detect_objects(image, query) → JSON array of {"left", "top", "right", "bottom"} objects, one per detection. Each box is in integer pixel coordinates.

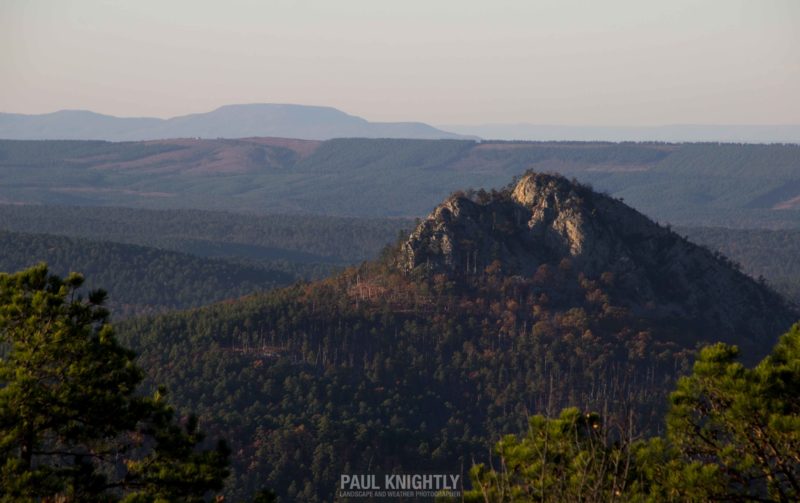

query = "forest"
[
  {"left": 679, "top": 226, "right": 800, "bottom": 304},
  {"left": 0, "top": 204, "right": 411, "bottom": 266},
  {"left": 4, "top": 263, "right": 796, "bottom": 501}
]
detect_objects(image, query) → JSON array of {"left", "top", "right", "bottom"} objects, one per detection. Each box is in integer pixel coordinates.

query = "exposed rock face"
[
  {"left": 401, "top": 172, "right": 796, "bottom": 351},
  {"left": 402, "top": 173, "right": 661, "bottom": 278}
]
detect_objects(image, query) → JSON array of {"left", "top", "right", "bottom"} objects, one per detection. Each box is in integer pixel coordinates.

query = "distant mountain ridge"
[
  {"left": 441, "top": 123, "right": 800, "bottom": 144},
  {"left": 4, "top": 105, "right": 798, "bottom": 143},
  {"left": 0, "top": 104, "right": 471, "bottom": 141}
]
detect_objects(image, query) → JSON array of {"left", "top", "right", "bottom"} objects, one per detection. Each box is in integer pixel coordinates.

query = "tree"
[
  {"left": 0, "top": 264, "right": 229, "bottom": 502},
  {"left": 657, "top": 324, "right": 800, "bottom": 502},
  {"left": 463, "top": 408, "right": 635, "bottom": 502}
]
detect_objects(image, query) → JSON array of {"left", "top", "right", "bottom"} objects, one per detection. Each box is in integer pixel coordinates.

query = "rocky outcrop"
[
  {"left": 402, "top": 173, "right": 663, "bottom": 277},
  {"left": 401, "top": 172, "right": 796, "bottom": 351}
]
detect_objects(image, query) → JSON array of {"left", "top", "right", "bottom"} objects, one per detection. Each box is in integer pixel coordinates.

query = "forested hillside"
[
  {"left": 1, "top": 139, "right": 798, "bottom": 227},
  {"left": 0, "top": 205, "right": 412, "bottom": 267},
  {"left": 679, "top": 226, "right": 800, "bottom": 305},
  {"left": 0, "top": 230, "right": 295, "bottom": 317},
  {"left": 115, "top": 174, "right": 797, "bottom": 501}
]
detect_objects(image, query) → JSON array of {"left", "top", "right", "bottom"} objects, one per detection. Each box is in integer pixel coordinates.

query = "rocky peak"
[
  {"left": 399, "top": 172, "right": 795, "bottom": 349},
  {"left": 401, "top": 172, "right": 661, "bottom": 278}
]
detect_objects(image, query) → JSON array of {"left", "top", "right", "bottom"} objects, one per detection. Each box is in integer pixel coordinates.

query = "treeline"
[
  {"left": 3, "top": 202, "right": 799, "bottom": 301},
  {"left": 0, "top": 206, "right": 414, "bottom": 316},
  {"left": 2, "top": 204, "right": 798, "bottom": 312},
  {"left": 0, "top": 138, "right": 183, "bottom": 165}
]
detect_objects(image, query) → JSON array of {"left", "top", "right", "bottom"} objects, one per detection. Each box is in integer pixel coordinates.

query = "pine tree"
[
  {"left": 659, "top": 325, "right": 800, "bottom": 501},
  {"left": 0, "top": 264, "right": 230, "bottom": 502},
  {"left": 463, "top": 408, "right": 634, "bottom": 502}
]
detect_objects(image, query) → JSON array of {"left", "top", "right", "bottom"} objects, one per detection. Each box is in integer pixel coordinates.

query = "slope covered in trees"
[
  {"left": 0, "top": 230, "right": 295, "bottom": 317},
  {"left": 115, "top": 173, "right": 797, "bottom": 501},
  {"left": 679, "top": 226, "right": 800, "bottom": 305},
  {"left": 5, "top": 264, "right": 795, "bottom": 501},
  {"left": 1, "top": 139, "right": 798, "bottom": 227},
  {"left": 0, "top": 204, "right": 412, "bottom": 267}
]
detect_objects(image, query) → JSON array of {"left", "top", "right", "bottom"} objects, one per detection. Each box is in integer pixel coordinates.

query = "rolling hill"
[
  {"left": 2, "top": 204, "right": 799, "bottom": 306},
  {"left": 678, "top": 226, "right": 800, "bottom": 306}
]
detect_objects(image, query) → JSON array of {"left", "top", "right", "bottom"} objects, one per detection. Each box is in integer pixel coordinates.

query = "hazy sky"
[{"left": 2, "top": 0, "right": 798, "bottom": 125}]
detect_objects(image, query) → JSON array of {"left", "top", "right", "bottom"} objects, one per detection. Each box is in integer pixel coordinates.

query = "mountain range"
[
  {"left": 4, "top": 104, "right": 798, "bottom": 143},
  {"left": 0, "top": 104, "right": 471, "bottom": 141}
]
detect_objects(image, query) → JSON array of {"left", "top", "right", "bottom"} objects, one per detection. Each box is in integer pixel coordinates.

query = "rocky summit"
[{"left": 401, "top": 172, "right": 796, "bottom": 353}]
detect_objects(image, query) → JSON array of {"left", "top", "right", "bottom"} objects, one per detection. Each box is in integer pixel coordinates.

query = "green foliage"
[
  {"left": 464, "top": 408, "right": 634, "bottom": 502},
  {"left": 660, "top": 325, "right": 800, "bottom": 501},
  {"left": 0, "top": 264, "right": 230, "bottom": 502},
  {"left": 630, "top": 437, "right": 724, "bottom": 503}
]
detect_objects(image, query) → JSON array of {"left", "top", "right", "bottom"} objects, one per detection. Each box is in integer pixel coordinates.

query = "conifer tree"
[
  {"left": 0, "top": 264, "right": 230, "bottom": 502},
  {"left": 657, "top": 325, "right": 800, "bottom": 501}
]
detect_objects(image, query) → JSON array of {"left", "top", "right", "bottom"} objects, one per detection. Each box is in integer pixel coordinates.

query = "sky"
[{"left": 1, "top": 0, "right": 799, "bottom": 125}]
